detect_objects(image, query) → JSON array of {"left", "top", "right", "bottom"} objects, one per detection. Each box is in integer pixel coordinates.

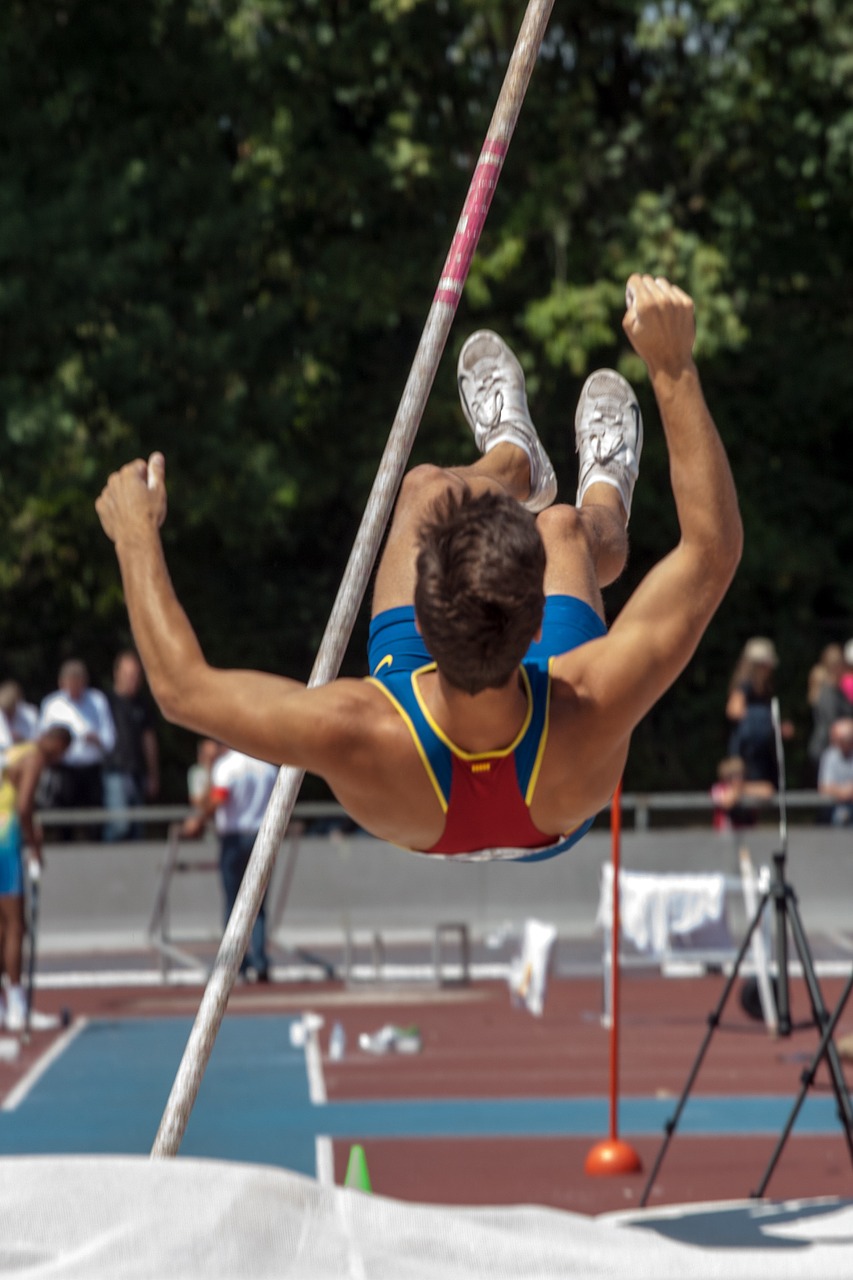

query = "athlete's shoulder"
[
  {"left": 548, "top": 636, "right": 608, "bottom": 704},
  {"left": 306, "top": 677, "right": 406, "bottom": 739},
  {"left": 297, "top": 678, "right": 416, "bottom": 798},
  {"left": 4, "top": 741, "right": 39, "bottom": 771}
]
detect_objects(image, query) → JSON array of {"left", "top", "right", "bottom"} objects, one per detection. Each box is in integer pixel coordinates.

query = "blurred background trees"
[{"left": 1, "top": 0, "right": 851, "bottom": 795}]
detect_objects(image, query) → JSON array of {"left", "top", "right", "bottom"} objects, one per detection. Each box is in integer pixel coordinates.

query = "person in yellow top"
[{"left": 0, "top": 725, "right": 71, "bottom": 1031}]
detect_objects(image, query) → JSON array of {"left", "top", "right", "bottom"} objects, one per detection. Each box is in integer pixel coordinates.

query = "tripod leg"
[
  {"left": 752, "top": 967, "right": 853, "bottom": 1198},
  {"left": 771, "top": 857, "right": 791, "bottom": 1035},
  {"left": 639, "top": 891, "right": 770, "bottom": 1208},
  {"left": 786, "top": 898, "right": 853, "bottom": 1136}
]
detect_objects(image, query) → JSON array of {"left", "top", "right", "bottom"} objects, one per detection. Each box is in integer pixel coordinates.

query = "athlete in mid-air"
[{"left": 96, "top": 274, "right": 742, "bottom": 861}]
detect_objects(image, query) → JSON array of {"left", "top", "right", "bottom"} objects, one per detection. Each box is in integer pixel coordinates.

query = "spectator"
[
  {"left": 807, "top": 643, "right": 844, "bottom": 711},
  {"left": 181, "top": 745, "right": 277, "bottom": 982},
  {"left": 711, "top": 755, "right": 775, "bottom": 832},
  {"left": 38, "top": 659, "right": 116, "bottom": 840},
  {"left": 817, "top": 717, "right": 853, "bottom": 826},
  {"left": 102, "top": 651, "right": 160, "bottom": 841},
  {"left": 807, "top": 639, "right": 853, "bottom": 780},
  {"left": 0, "top": 682, "right": 39, "bottom": 762},
  {"left": 187, "top": 738, "right": 220, "bottom": 811},
  {"left": 841, "top": 642, "right": 853, "bottom": 705},
  {"left": 0, "top": 725, "right": 71, "bottom": 1030},
  {"left": 726, "top": 637, "right": 793, "bottom": 790}
]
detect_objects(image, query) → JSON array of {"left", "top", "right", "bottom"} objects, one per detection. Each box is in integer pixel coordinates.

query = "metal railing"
[{"left": 34, "top": 791, "right": 837, "bottom": 837}]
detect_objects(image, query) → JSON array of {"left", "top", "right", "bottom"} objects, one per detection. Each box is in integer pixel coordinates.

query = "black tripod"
[{"left": 640, "top": 698, "right": 853, "bottom": 1206}]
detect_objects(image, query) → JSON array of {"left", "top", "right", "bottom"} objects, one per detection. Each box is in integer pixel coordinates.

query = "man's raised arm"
[
  {"left": 95, "top": 453, "right": 326, "bottom": 765},
  {"left": 559, "top": 275, "right": 743, "bottom": 742}
]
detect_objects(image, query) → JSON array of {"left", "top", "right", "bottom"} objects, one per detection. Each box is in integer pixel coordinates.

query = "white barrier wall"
[{"left": 35, "top": 824, "right": 853, "bottom": 952}]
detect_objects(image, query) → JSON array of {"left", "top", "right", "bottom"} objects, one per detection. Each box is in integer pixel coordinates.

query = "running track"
[{"left": 1, "top": 974, "right": 851, "bottom": 1214}]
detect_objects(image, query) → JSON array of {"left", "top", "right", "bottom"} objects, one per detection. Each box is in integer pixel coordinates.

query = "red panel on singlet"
[{"left": 428, "top": 753, "right": 553, "bottom": 855}]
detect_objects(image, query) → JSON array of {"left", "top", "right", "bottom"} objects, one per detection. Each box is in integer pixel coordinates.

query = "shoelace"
[
  {"left": 467, "top": 365, "right": 506, "bottom": 428},
  {"left": 579, "top": 403, "right": 632, "bottom": 464}
]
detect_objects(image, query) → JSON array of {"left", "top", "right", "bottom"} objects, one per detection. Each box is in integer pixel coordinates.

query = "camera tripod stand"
[{"left": 640, "top": 699, "right": 853, "bottom": 1206}]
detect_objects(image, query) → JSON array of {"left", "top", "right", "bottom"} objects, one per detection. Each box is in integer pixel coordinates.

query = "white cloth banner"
[{"left": 597, "top": 866, "right": 730, "bottom": 955}]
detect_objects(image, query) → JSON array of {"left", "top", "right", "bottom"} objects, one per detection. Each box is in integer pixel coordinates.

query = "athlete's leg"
[
  {"left": 373, "top": 329, "right": 557, "bottom": 617},
  {"left": 0, "top": 895, "right": 24, "bottom": 986},
  {"left": 372, "top": 444, "right": 531, "bottom": 615},
  {"left": 536, "top": 483, "right": 628, "bottom": 620},
  {"left": 535, "top": 362, "right": 642, "bottom": 617}
]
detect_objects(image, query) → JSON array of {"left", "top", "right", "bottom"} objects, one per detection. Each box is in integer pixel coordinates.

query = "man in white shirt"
[
  {"left": 182, "top": 745, "right": 278, "bottom": 981},
  {"left": 0, "top": 682, "right": 39, "bottom": 762},
  {"left": 818, "top": 717, "right": 853, "bottom": 826},
  {"left": 38, "top": 659, "right": 116, "bottom": 839}
]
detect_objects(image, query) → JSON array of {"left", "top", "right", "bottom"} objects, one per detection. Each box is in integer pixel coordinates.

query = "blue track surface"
[{"left": 0, "top": 1016, "right": 843, "bottom": 1174}]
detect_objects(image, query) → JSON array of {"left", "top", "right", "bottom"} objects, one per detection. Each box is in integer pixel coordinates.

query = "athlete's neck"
[{"left": 419, "top": 667, "right": 529, "bottom": 754}]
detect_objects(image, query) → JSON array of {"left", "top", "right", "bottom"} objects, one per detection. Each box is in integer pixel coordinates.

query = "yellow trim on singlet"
[
  {"left": 410, "top": 663, "right": 535, "bottom": 762},
  {"left": 524, "top": 657, "right": 554, "bottom": 806},
  {"left": 365, "top": 676, "right": 448, "bottom": 814}
]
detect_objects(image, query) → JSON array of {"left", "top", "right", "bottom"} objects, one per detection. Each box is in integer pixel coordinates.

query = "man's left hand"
[{"left": 96, "top": 452, "right": 168, "bottom": 545}]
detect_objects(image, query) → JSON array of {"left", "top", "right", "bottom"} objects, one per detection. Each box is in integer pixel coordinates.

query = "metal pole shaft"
[{"left": 151, "top": 0, "right": 555, "bottom": 1159}]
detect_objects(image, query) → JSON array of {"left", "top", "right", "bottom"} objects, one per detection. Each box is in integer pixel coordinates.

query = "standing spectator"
[
  {"left": 181, "top": 746, "right": 277, "bottom": 982},
  {"left": 102, "top": 651, "right": 159, "bottom": 841},
  {"left": 38, "top": 659, "right": 116, "bottom": 840},
  {"left": 0, "top": 725, "right": 71, "bottom": 1030},
  {"left": 807, "top": 643, "right": 844, "bottom": 712},
  {"left": 840, "top": 641, "right": 853, "bottom": 705},
  {"left": 187, "top": 738, "right": 220, "bottom": 812},
  {"left": 817, "top": 718, "right": 853, "bottom": 826},
  {"left": 0, "top": 682, "right": 39, "bottom": 762},
  {"left": 726, "top": 637, "right": 793, "bottom": 790},
  {"left": 807, "top": 639, "right": 853, "bottom": 780}
]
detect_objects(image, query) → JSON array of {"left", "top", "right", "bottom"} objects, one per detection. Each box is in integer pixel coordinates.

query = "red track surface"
[
  {"left": 3, "top": 972, "right": 852, "bottom": 1215},
  {"left": 320, "top": 974, "right": 853, "bottom": 1212}
]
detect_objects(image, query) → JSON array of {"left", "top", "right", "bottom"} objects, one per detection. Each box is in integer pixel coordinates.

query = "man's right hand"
[
  {"left": 622, "top": 275, "right": 696, "bottom": 379},
  {"left": 180, "top": 814, "right": 207, "bottom": 840},
  {"left": 96, "top": 451, "right": 168, "bottom": 546}
]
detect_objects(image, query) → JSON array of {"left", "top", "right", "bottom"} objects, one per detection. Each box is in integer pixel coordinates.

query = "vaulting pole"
[{"left": 152, "top": 0, "right": 556, "bottom": 1158}]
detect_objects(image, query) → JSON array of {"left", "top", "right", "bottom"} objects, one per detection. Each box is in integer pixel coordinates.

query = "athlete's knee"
[
  {"left": 536, "top": 503, "right": 592, "bottom": 552},
  {"left": 538, "top": 499, "right": 628, "bottom": 589},
  {"left": 397, "top": 464, "right": 465, "bottom": 517}
]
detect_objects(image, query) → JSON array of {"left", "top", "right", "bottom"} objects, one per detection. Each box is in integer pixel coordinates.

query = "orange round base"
[{"left": 584, "top": 1138, "right": 643, "bottom": 1177}]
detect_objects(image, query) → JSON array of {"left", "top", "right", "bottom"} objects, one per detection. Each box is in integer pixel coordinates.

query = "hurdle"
[{"left": 151, "top": 0, "right": 557, "bottom": 1158}]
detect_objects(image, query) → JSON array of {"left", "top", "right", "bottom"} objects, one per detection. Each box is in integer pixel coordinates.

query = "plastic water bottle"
[{"left": 329, "top": 1021, "right": 346, "bottom": 1061}]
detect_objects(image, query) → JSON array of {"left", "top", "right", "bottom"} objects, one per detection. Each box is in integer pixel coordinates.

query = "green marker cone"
[{"left": 344, "top": 1143, "right": 372, "bottom": 1193}]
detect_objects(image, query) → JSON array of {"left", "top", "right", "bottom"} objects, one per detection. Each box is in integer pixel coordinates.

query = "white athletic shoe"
[
  {"left": 5, "top": 985, "right": 27, "bottom": 1033},
  {"left": 457, "top": 331, "right": 557, "bottom": 513},
  {"left": 575, "top": 369, "right": 643, "bottom": 519}
]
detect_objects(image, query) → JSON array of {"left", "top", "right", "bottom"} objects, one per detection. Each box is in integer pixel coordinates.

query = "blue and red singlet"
[{"left": 366, "top": 597, "right": 607, "bottom": 863}]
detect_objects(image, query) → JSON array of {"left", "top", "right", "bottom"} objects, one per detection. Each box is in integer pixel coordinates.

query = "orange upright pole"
[{"left": 585, "top": 780, "right": 642, "bottom": 1176}]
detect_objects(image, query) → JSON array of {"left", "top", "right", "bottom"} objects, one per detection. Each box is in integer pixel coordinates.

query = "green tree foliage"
[{"left": 1, "top": 0, "right": 851, "bottom": 792}]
